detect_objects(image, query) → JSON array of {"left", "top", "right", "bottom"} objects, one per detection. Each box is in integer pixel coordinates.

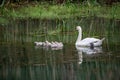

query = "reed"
[
  {"left": 0, "top": 2, "right": 120, "bottom": 24},
  {"left": 0, "top": 15, "right": 119, "bottom": 46}
]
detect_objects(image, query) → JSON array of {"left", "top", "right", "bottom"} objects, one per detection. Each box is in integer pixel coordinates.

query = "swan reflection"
[
  {"left": 76, "top": 46, "right": 103, "bottom": 64},
  {"left": 77, "top": 51, "right": 83, "bottom": 64},
  {"left": 76, "top": 46, "right": 103, "bottom": 54}
]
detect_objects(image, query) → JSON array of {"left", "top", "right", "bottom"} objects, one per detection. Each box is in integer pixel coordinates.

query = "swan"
[
  {"left": 34, "top": 40, "right": 63, "bottom": 50},
  {"left": 34, "top": 42, "right": 43, "bottom": 46},
  {"left": 51, "top": 41, "right": 63, "bottom": 48},
  {"left": 54, "top": 41, "right": 63, "bottom": 47},
  {"left": 51, "top": 42, "right": 57, "bottom": 48},
  {"left": 44, "top": 40, "right": 52, "bottom": 47},
  {"left": 75, "top": 26, "right": 105, "bottom": 47}
]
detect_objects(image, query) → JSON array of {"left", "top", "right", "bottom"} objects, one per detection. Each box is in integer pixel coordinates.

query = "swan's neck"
[{"left": 76, "top": 29, "right": 82, "bottom": 43}]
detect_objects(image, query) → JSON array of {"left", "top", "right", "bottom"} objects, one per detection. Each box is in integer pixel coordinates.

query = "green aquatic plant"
[
  {"left": 0, "top": 17, "right": 9, "bottom": 24},
  {"left": 48, "top": 29, "right": 61, "bottom": 35},
  {"left": 0, "top": 2, "right": 120, "bottom": 21}
]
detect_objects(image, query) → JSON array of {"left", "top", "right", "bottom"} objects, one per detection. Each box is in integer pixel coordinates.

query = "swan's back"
[
  {"left": 76, "top": 38, "right": 101, "bottom": 46},
  {"left": 80, "top": 38, "right": 100, "bottom": 43}
]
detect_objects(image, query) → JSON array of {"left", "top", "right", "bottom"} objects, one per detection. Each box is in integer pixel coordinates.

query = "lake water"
[{"left": 0, "top": 17, "right": 120, "bottom": 80}]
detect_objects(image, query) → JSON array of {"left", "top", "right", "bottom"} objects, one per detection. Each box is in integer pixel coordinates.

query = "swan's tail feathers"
[{"left": 101, "top": 38, "right": 105, "bottom": 41}]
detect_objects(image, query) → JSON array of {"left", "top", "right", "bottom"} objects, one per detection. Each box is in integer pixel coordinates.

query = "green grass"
[{"left": 0, "top": 3, "right": 120, "bottom": 24}]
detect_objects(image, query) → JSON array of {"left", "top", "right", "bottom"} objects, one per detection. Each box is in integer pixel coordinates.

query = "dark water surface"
[{"left": 0, "top": 17, "right": 120, "bottom": 80}]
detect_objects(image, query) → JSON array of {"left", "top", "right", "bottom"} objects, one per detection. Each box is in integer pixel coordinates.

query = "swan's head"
[{"left": 76, "top": 26, "right": 81, "bottom": 31}]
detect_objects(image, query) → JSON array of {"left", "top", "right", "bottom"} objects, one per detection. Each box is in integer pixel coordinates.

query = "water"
[{"left": 0, "top": 17, "right": 120, "bottom": 80}]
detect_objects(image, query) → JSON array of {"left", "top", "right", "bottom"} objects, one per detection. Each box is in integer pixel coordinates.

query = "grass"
[{"left": 0, "top": 2, "right": 120, "bottom": 24}]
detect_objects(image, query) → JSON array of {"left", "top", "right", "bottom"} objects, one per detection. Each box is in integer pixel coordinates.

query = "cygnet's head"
[{"left": 76, "top": 26, "right": 81, "bottom": 31}]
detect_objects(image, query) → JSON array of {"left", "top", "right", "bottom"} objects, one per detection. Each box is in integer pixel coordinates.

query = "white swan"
[
  {"left": 75, "top": 26, "right": 105, "bottom": 47},
  {"left": 34, "top": 41, "right": 43, "bottom": 46},
  {"left": 51, "top": 41, "right": 63, "bottom": 48}
]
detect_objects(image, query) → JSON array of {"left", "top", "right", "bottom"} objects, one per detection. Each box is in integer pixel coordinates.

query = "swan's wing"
[
  {"left": 76, "top": 38, "right": 102, "bottom": 46},
  {"left": 81, "top": 38, "right": 100, "bottom": 43}
]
